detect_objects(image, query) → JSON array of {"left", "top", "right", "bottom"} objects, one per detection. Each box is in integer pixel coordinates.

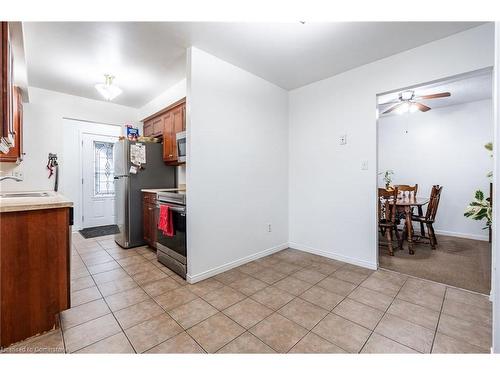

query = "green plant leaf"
[{"left": 475, "top": 190, "right": 484, "bottom": 200}]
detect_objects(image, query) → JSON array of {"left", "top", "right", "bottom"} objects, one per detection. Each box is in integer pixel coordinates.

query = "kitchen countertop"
[
  {"left": 0, "top": 191, "right": 73, "bottom": 213},
  {"left": 141, "top": 188, "right": 185, "bottom": 193}
]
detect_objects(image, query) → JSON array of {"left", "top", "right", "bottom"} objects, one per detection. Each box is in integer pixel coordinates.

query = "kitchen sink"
[{"left": 0, "top": 192, "right": 51, "bottom": 198}]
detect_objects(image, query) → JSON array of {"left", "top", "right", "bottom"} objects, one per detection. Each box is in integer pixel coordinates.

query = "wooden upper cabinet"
[
  {"left": 1, "top": 21, "right": 14, "bottom": 145},
  {"left": 0, "top": 87, "right": 23, "bottom": 163},
  {"left": 144, "top": 117, "right": 162, "bottom": 138},
  {"left": 1, "top": 22, "right": 8, "bottom": 139},
  {"left": 172, "top": 105, "right": 184, "bottom": 134},
  {"left": 141, "top": 98, "right": 185, "bottom": 164},
  {"left": 152, "top": 117, "right": 163, "bottom": 136},
  {"left": 165, "top": 103, "right": 185, "bottom": 163},
  {"left": 143, "top": 119, "right": 153, "bottom": 137},
  {"left": 0, "top": 22, "right": 23, "bottom": 163},
  {"left": 0, "top": 86, "right": 22, "bottom": 162},
  {"left": 162, "top": 112, "right": 175, "bottom": 162}
]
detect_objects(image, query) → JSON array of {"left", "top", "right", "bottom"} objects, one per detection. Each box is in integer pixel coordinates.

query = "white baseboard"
[
  {"left": 288, "top": 242, "right": 377, "bottom": 270},
  {"left": 186, "top": 242, "right": 289, "bottom": 284},
  {"left": 433, "top": 229, "right": 489, "bottom": 241}
]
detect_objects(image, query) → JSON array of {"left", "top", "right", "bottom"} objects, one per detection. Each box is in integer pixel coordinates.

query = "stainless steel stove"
[
  {"left": 156, "top": 190, "right": 186, "bottom": 205},
  {"left": 156, "top": 190, "right": 187, "bottom": 279}
]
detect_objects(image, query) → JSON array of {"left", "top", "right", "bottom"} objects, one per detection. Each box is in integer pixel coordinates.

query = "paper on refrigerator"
[{"left": 130, "top": 143, "right": 146, "bottom": 165}]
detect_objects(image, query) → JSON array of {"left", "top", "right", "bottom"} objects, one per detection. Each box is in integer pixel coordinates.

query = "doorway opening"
[
  {"left": 375, "top": 68, "right": 494, "bottom": 295},
  {"left": 61, "top": 118, "right": 122, "bottom": 231},
  {"left": 81, "top": 133, "right": 119, "bottom": 229}
]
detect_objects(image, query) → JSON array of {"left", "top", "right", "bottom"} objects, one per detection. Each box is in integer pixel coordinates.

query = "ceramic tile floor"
[{"left": 3, "top": 232, "right": 493, "bottom": 354}]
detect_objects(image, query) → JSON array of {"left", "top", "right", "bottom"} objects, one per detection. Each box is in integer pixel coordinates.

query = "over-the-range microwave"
[{"left": 176, "top": 131, "right": 186, "bottom": 163}]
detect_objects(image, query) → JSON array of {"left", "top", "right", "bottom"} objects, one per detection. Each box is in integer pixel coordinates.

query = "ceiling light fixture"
[
  {"left": 396, "top": 101, "right": 410, "bottom": 114},
  {"left": 381, "top": 90, "right": 450, "bottom": 115},
  {"left": 409, "top": 103, "right": 419, "bottom": 113},
  {"left": 95, "top": 74, "right": 122, "bottom": 101},
  {"left": 401, "top": 90, "right": 414, "bottom": 100}
]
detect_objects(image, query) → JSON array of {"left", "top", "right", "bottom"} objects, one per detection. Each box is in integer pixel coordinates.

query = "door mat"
[{"left": 79, "top": 224, "right": 120, "bottom": 239}]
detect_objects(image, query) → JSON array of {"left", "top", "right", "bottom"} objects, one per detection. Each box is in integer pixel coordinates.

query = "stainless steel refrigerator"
[{"left": 113, "top": 139, "right": 176, "bottom": 248}]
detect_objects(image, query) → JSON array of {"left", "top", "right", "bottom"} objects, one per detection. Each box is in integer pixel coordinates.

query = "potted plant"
[
  {"left": 464, "top": 142, "right": 493, "bottom": 229},
  {"left": 485, "top": 142, "right": 493, "bottom": 179},
  {"left": 378, "top": 170, "right": 394, "bottom": 190},
  {"left": 464, "top": 190, "right": 492, "bottom": 229}
]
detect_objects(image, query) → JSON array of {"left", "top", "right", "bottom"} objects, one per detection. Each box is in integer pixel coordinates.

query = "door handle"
[{"left": 156, "top": 204, "right": 185, "bottom": 213}]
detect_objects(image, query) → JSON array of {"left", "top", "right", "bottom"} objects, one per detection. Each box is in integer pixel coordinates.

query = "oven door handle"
[{"left": 156, "top": 204, "right": 186, "bottom": 213}]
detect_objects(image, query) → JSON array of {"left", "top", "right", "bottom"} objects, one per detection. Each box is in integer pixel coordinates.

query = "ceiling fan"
[{"left": 381, "top": 90, "right": 451, "bottom": 115}]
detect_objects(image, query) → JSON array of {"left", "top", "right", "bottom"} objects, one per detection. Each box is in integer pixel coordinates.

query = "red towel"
[{"left": 158, "top": 205, "right": 174, "bottom": 237}]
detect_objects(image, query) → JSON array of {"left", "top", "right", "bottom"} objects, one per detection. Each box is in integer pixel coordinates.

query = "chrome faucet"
[{"left": 0, "top": 176, "right": 23, "bottom": 182}]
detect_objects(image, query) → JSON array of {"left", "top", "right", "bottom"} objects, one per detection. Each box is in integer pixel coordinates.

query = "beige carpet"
[{"left": 379, "top": 234, "right": 491, "bottom": 295}]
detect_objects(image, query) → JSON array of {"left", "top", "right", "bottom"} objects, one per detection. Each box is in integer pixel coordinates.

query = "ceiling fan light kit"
[
  {"left": 400, "top": 90, "right": 414, "bottom": 101},
  {"left": 381, "top": 90, "right": 450, "bottom": 115}
]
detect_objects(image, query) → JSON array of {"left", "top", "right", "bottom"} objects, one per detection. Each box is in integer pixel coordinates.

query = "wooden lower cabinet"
[
  {"left": 0, "top": 207, "right": 71, "bottom": 348},
  {"left": 143, "top": 192, "right": 157, "bottom": 249}
]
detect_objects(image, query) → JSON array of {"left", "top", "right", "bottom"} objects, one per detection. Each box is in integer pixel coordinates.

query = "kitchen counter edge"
[{"left": 0, "top": 192, "right": 73, "bottom": 213}]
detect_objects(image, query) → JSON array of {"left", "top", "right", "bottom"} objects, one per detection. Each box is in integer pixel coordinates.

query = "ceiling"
[
  {"left": 24, "top": 22, "right": 486, "bottom": 108},
  {"left": 377, "top": 70, "right": 493, "bottom": 116}
]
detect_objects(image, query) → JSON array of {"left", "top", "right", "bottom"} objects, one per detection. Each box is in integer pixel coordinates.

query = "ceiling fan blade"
[
  {"left": 382, "top": 103, "right": 404, "bottom": 114},
  {"left": 379, "top": 99, "right": 400, "bottom": 105},
  {"left": 415, "top": 92, "right": 451, "bottom": 100},
  {"left": 414, "top": 102, "right": 431, "bottom": 112}
]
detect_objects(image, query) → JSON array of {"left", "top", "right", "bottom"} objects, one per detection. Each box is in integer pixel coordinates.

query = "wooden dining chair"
[
  {"left": 411, "top": 185, "right": 443, "bottom": 249},
  {"left": 378, "top": 187, "right": 400, "bottom": 256},
  {"left": 395, "top": 184, "right": 418, "bottom": 199},
  {"left": 394, "top": 184, "right": 422, "bottom": 234},
  {"left": 394, "top": 184, "right": 425, "bottom": 236}
]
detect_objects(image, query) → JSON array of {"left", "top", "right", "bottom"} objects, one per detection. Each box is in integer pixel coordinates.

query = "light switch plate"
[
  {"left": 361, "top": 160, "right": 369, "bottom": 170},
  {"left": 339, "top": 134, "right": 347, "bottom": 145}
]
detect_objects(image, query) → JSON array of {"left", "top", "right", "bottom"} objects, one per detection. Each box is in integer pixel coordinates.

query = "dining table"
[{"left": 394, "top": 196, "right": 429, "bottom": 254}]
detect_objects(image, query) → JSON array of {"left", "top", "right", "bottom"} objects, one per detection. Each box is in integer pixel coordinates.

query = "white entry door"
[{"left": 82, "top": 133, "right": 118, "bottom": 228}]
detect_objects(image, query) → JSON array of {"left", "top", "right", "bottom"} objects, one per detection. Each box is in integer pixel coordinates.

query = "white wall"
[
  {"left": 137, "top": 79, "right": 186, "bottom": 121},
  {"left": 492, "top": 21, "right": 499, "bottom": 354},
  {"left": 289, "top": 23, "right": 495, "bottom": 269},
  {"left": 378, "top": 99, "right": 493, "bottom": 240},
  {"left": 0, "top": 87, "right": 139, "bottom": 193},
  {"left": 186, "top": 47, "right": 289, "bottom": 281}
]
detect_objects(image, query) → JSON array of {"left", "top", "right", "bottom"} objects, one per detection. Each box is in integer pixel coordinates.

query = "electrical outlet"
[
  {"left": 13, "top": 170, "right": 24, "bottom": 179},
  {"left": 339, "top": 134, "right": 347, "bottom": 145},
  {"left": 267, "top": 223, "right": 272, "bottom": 233}
]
